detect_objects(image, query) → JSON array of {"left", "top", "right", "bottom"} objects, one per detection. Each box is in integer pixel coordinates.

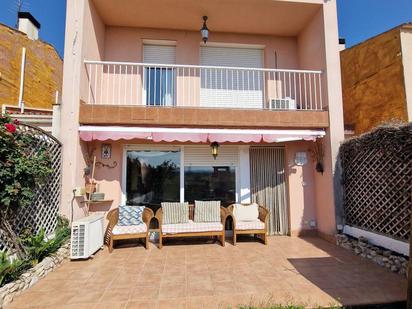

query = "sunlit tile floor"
[{"left": 6, "top": 236, "right": 407, "bottom": 309}]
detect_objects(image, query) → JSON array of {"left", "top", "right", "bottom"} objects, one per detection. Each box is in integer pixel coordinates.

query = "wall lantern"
[
  {"left": 294, "top": 152, "right": 307, "bottom": 166},
  {"left": 200, "top": 16, "right": 209, "bottom": 44},
  {"left": 210, "top": 142, "right": 219, "bottom": 160}
]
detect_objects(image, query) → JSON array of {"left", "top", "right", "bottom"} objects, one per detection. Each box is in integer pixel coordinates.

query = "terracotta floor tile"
[
  {"left": 126, "top": 300, "right": 157, "bottom": 309},
  {"left": 157, "top": 298, "right": 187, "bottom": 309},
  {"left": 93, "top": 302, "right": 127, "bottom": 309},
  {"left": 100, "top": 288, "right": 131, "bottom": 303},
  {"left": 129, "top": 286, "right": 160, "bottom": 300},
  {"left": 6, "top": 237, "right": 408, "bottom": 309},
  {"left": 159, "top": 283, "right": 187, "bottom": 299}
]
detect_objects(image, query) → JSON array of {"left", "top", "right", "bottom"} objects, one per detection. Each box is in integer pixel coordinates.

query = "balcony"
[
  {"left": 81, "top": 60, "right": 329, "bottom": 128},
  {"left": 85, "top": 60, "right": 324, "bottom": 110}
]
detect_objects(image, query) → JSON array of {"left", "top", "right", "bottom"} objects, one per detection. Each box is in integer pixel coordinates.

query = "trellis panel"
[
  {"left": 0, "top": 124, "right": 62, "bottom": 252},
  {"left": 341, "top": 124, "right": 412, "bottom": 242}
]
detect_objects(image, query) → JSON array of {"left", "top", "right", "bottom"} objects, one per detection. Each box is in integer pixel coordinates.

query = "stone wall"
[
  {"left": 0, "top": 242, "right": 70, "bottom": 309},
  {"left": 336, "top": 234, "right": 408, "bottom": 277},
  {"left": 340, "top": 26, "right": 408, "bottom": 135},
  {"left": 0, "top": 23, "right": 63, "bottom": 109}
]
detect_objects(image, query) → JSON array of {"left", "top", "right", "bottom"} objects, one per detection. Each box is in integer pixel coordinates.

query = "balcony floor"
[
  {"left": 6, "top": 236, "right": 406, "bottom": 309},
  {"left": 79, "top": 104, "right": 329, "bottom": 129}
]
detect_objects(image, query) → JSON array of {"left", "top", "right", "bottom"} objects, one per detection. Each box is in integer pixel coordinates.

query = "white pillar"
[{"left": 239, "top": 145, "right": 251, "bottom": 203}]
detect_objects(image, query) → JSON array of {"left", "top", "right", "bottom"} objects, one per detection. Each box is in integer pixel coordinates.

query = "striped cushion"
[
  {"left": 118, "top": 205, "right": 144, "bottom": 226},
  {"left": 236, "top": 220, "right": 265, "bottom": 231},
  {"left": 112, "top": 224, "right": 147, "bottom": 235},
  {"left": 162, "top": 220, "right": 223, "bottom": 234},
  {"left": 194, "top": 201, "right": 221, "bottom": 222},
  {"left": 161, "top": 202, "right": 189, "bottom": 224}
]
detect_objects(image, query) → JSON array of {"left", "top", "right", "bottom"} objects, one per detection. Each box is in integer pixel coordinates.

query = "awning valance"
[{"left": 78, "top": 126, "right": 326, "bottom": 143}]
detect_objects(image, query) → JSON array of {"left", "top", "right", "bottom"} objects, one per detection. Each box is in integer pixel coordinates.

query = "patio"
[{"left": 6, "top": 236, "right": 407, "bottom": 309}]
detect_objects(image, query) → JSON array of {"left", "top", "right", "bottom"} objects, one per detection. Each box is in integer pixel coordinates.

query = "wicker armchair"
[
  {"left": 106, "top": 207, "right": 154, "bottom": 252},
  {"left": 227, "top": 203, "right": 269, "bottom": 245},
  {"left": 155, "top": 205, "right": 227, "bottom": 249}
]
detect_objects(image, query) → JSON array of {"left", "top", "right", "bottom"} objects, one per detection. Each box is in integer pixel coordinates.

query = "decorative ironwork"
[
  {"left": 0, "top": 124, "right": 62, "bottom": 252},
  {"left": 340, "top": 123, "right": 412, "bottom": 242}
]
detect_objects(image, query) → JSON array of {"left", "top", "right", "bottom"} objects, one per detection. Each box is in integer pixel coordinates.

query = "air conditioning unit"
[
  {"left": 269, "top": 97, "right": 297, "bottom": 110},
  {"left": 71, "top": 214, "right": 104, "bottom": 259}
]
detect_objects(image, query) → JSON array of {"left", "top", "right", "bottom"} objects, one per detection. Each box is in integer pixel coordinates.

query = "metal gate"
[
  {"left": 250, "top": 147, "right": 289, "bottom": 235},
  {"left": 0, "top": 124, "right": 62, "bottom": 252}
]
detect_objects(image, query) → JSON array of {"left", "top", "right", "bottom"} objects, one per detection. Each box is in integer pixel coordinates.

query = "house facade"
[
  {"left": 0, "top": 13, "right": 63, "bottom": 132},
  {"left": 61, "top": 0, "right": 344, "bottom": 240},
  {"left": 341, "top": 23, "right": 412, "bottom": 136}
]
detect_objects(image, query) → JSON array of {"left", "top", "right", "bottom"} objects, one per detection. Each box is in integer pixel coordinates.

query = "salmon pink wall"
[
  {"left": 104, "top": 27, "right": 299, "bottom": 69},
  {"left": 84, "top": 140, "right": 317, "bottom": 235}
]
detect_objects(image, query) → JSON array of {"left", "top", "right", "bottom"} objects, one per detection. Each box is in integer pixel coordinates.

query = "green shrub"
[
  {"left": 0, "top": 217, "right": 71, "bottom": 287},
  {"left": 0, "top": 252, "right": 31, "bottom": 286},
  {"left": 22, "top": 217, "right": 70, "bottom": 265}
]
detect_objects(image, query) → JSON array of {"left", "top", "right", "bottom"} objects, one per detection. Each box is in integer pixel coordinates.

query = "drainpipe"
[
  {"left": 52, "top": 90, "right": 61, "bottom": 138},
  {"left": 18, "top": 47, "right": 26, "bottom": 113}
]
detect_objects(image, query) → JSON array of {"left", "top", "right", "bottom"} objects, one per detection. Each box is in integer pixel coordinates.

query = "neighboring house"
[
  {"left": 61, "top": 0, "right": 344, "bottom": 240},
  {"left": 341, "top": 23, "right": 412, "bottom": 136},
  {"left": 0, "top": 12, "right": 63, "bottom": 132}
]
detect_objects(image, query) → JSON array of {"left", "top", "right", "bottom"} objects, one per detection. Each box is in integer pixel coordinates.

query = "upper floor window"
[{"left": 143, "top": 44, "right": 176, "bottom": 106}]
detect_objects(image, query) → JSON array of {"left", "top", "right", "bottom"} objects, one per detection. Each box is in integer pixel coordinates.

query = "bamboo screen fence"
[
  {"left": 340, "top": 123, "right": 412, "bottom": 242},
  {"left": 0, "top": 124, "right": 62, "bottom": 252}
]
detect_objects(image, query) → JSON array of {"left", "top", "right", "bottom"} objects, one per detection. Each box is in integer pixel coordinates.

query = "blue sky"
[{"left": 0, "top": 0, "right": 411, "bottom": 58}]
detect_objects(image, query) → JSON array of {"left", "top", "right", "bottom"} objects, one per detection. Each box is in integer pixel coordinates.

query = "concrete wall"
[
  {"left": 341, "top": 27, "right": 408, "bottom": 135},
  {"left": 60, "top": 0, "right": 106, "bottom": 220},
  {"left": 297, "top": 2, "right": 345, "bottom": 239},
  {"left": 0, "top": 23, "right": 62, "bottom": 109},
  {"left": 401, "top": 27, "right": 412, "bottom": 121}
]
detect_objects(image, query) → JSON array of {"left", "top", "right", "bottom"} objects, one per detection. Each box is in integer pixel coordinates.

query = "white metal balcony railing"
[{"left": 84, "top": 60, "right": 324, "bottom": 111}]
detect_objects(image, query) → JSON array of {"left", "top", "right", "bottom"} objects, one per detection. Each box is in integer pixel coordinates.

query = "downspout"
[{"left": 18, "top": 47, "right": 26, "bottom": 113}]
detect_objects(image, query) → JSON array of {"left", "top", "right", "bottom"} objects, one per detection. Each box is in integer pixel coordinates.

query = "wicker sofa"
[
  {"left": 106, "top": 207, "right": 154, "bottom": 252},
  {"left": 227, "top": 203, "right": 269, "bottom": 245},
  {"left": 155, "top": 204, "right": 227, "bottom": 249}
]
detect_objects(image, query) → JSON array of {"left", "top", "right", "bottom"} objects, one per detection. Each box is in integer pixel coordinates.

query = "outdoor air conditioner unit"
[
  {"left": 70, "top": 214, "right": 104, "bottom": 259},
  {"left": 269, "top": 97, "right": 297, "bottom": 110}
]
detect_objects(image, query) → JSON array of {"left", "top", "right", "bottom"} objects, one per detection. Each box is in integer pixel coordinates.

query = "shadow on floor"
[{"left": 288, "top": 237, "right": 407, "bottom": 308}]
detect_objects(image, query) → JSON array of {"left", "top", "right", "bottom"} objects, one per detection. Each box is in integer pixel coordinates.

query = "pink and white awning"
[{"left": 79, "top": 126, "right": 326, "bottom": 143}]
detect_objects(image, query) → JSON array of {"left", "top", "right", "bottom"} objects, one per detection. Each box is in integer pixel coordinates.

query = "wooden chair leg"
[
  {"left": 221, "top": 233, "right": 225, "bottom": 247},
  {"left": 263, "top": 233, "right": 268, "bottom": 245},
  {"left": 145, "top": 235, "right": 149, "bottom": 250},
  {"left": 233, "top": 233, "right": 237, "bottom": 246},
  {"left": 109, "top": 237, "right": 114, "bottom": 253},
  {"left": 159, "top": 234, "right": 163, "bottom": 249}
]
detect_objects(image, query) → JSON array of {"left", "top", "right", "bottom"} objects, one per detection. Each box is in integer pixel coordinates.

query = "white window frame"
[{"left": 121, "top": 144, "right": 241, "bottom": 205}]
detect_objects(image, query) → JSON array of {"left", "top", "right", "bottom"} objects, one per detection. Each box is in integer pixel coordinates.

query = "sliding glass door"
[
  {"left": 184, "top": 166, "right": 236, "bottom": 206},
  {"left": 126, "top": 150, "right": 180, "bottom": 212},
  {"left": 125, "top": 146, "right": 239, "bottom": 209}
]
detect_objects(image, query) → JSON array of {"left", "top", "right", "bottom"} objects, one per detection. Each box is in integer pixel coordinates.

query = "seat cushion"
[
  {"left": 233, "top": 203, "right": 259, "bottom": 222},
  {"left": 118, "top": 205, "right": 144, "bottom": 226},
  {"left": 161, "top": 202, "right": 189, "bottom": 224},
  {"left": 194, "top": 200, "right": 221, "bottom": 223},
  {"left": 112, "top": 224, "right": 147, "bottom": 235},
  {"left": 162, "top": 220, "right": 223, "bottom": 235},
  {"left": 235, "top": 220, "right": 265, "bottom": 231}
]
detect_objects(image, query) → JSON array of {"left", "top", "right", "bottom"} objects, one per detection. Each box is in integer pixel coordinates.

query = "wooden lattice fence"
[
  {"left": 0, "top": 124, "right": 62, "bottom": 252},
  {"left": 340, "top": 123, "right": 412, "bottom": 242}
]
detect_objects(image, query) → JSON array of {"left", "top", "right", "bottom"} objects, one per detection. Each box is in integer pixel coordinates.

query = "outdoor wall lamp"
[
  {"left": 200, "top": 16, "right": 209, "bottom": 44},
  {"left": 210, "top": 142, "right": 219, "bottom": 160}
]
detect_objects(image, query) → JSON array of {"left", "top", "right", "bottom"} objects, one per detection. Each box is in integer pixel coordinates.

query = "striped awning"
[{"left": 78, "top": 126, "right": 326, "bottom": 143}]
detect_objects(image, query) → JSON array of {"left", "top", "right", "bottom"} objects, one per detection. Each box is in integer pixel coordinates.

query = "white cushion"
[
  {"left": 112, "top": 224, "right": 147, "bottom": 235},
  {"left": 233, "top": 203, "right": 259, "bottom": 222},
  {"left": 236, "top": 220, "right": 265, "bottom": 231},
  {"left": 162, "top": 220, "right": 223, "bottom": 235}
]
